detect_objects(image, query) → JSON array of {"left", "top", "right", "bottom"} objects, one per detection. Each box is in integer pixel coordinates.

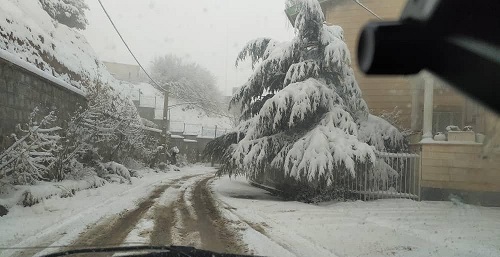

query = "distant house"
[
  {"left": 285, "top": 0, "right": 500, "bottom": 206},
  {"left": 103, "top": 61, "right": 143, "bottom": 83}
]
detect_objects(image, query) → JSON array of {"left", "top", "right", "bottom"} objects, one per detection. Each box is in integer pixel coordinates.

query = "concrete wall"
[
  {"left": 420, "top": 142, "right": 500, "bottom": 206},
  {"left": 0, "top": 57, "right": 86, "bottom": 150}
]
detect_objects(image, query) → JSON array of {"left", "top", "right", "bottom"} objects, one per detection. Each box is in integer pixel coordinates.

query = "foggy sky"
[{"left": 82, "top": 0, "right": 295, "bottom": 96}]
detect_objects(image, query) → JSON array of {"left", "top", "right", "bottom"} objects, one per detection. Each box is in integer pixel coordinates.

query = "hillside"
[{"left": 0, "top": 0, "right": 120, "bottom": 92}]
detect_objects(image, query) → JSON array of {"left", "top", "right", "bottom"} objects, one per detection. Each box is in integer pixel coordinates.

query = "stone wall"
[{"left": 0, "top": 57, "right": 86, "bottom": 150}]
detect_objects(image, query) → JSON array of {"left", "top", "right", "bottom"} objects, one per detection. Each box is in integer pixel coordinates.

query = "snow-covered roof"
[
  {"left": 0, "top": 48, "right": 86, "bottom": 97},
  {"left": 183, "top": 139, "right": 198, "bottom": 143},
  {"left": 170, "top": 135, "right": 184, "bottom": 139}
]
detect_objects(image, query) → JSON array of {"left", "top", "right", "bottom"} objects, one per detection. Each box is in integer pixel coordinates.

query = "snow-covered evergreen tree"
[
  {"left": 224, "top": 0, "right": 404, "bottom": 189},
  {"left": 39, "top": 0, "right": 89, "bottom": 30}
]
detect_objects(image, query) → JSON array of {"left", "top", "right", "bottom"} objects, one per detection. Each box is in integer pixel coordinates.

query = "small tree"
[
  {"left": 39, "top": 0, "right": 89, "bottom": 30},
  {"left": 0, "top": 108, "right": 62, "bottom": 184},
  {"left": 61, "top": 82, "right": 155, "bottom": 165},
  {"left": 210, "top": 0, "right": 405, "bottom": 196}
]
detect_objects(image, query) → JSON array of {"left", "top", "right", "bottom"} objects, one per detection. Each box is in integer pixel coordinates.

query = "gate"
[{"left": 352, "top": 151, "right": 420, "bottom": 200}]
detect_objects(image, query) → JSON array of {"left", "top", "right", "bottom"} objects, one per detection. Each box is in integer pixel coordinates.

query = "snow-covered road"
[
  {"left": 0, "top": 166, "right": 247, "bottom": 257},
  {"left": 213, "top": 176, "right": 500, "bottom": 257},
  {"left": 3, "top": 166, "right": 500, "bottom": 257}
]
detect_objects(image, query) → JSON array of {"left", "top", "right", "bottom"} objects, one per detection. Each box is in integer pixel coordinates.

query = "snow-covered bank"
[
  {"left": 212, "top": 176, "right": 500, "bottom": 257},
  {"left": 0, "top": 166, "right": 214, "bottom": 257}
]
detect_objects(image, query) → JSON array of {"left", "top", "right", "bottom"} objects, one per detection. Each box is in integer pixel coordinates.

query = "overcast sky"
[{"left": 82, "top": 0, "right": 295, "bottom": 96}]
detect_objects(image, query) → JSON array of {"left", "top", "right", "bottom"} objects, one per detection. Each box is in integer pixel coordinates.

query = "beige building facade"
[{"left": 103, "top": 61, "right": 143, "bottom": 83}]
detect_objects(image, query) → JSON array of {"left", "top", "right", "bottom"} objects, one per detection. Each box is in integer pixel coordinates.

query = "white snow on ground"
[
  {"left": 0, "top": 166, "right": 213, "bottom": 257},
  {"left": 212, "top": 176, "right": 500, "bottom": 257}
]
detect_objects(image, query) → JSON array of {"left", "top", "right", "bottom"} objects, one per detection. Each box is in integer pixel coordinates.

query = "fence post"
[
  {"left": 215, "top": 125, "right": 218, "bottom": 138},
  {"left": 364, "top": 161, "right": 368, "bottom": 201}
]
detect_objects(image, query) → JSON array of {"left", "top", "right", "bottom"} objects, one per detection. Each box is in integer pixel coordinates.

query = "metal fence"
[
  {"left": 253, "top": 151, "right": 420, "bottom": 201},
  {"left": 351, "top": 151, "right": 420, "bottom": 201},
  {"left": 169, "top": 121, "right": 229, "bottom": 138}
]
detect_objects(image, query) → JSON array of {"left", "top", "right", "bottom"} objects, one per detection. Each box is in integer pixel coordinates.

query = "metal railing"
[
  {"left": 351, "top": 151, "right": 420, "bottom": 201},
  {"left": 256, "top": 151, "right": 420, "bottom": 201},
  {"left": 169, "top": 121, "right": 229, "bottom": 138}
]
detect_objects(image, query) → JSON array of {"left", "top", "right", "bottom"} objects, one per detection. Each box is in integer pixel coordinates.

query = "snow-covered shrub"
[
  {"left": 157, "top": 162, "right": 169, "bottom": 171},
  {"left": 122, "top": 158, "right": 145, "bottom": 170},
  {"left": 379, "top": 107, "right": 411, "bottom": 136},
  {"left": 21, "top": 190, "right": 38, "bottom": 207},
  {"left": 39, "top": 0, "right": 89, "bottom": 30},
  {"left": 0, "top": 109, "right": 62, "bottom": 185},
  {"left": 62, "top": 159, "right": 95, "bottom": 180},
  {"left": 177, "top": 154, "right": 189, "bottom": 167},
  {"left": 99, "top": 162, "right": 132, "bottom": 183}
]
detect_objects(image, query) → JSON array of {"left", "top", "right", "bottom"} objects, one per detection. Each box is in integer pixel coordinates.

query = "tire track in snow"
[
  {"left": 70, "top": 183, "right": 171, "bottom": 248},
  {"left": 5, "top": 176, "right": 171, "bottom": 257},
  {"left": 68, "top": 175, "right": 200, "bottom": 250},
  {"left": 211, "top": 180, "right": 339, "bottom": 257},
  {"left": 149, "top": 175, "right": 247, "bottom": 255}
]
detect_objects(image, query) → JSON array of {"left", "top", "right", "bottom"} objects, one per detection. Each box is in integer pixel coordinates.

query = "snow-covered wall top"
[
  {"left": 0, "top": 0, "right": 116, "bottom": 92},
  {"left": 0, "top": 48, "right": 85, "bottom": 97}
]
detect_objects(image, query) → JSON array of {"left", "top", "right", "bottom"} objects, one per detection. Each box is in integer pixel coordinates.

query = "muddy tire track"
[
  {"left": 71, "top": 184, "right": 170, "bottom": 248},
  {"left": 64, "top": 173, "right": 246, "bottom": 256},
  {"left": 191, "top": 176, "right": 246, "bottom": 254},
  {"left": 149, "top": 203, "right": 175, "bottom": 246}
]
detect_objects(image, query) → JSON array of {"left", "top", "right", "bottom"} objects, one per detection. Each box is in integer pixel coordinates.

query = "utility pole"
[{"left": 162, "top": 83, "right": 170, "bottom": 135}]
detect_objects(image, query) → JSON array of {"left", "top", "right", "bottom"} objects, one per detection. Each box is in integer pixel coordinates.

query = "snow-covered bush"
[
  {"left": 39, "top": 0, "right": 89, "bottom": 30},
  {"left": 177, "top": 154, "right": 189, "bottom": 167},
  {"left": 205, "top": 0, "right": 405, "bottom": 200},
  {"left": 122, "top": 158, "right": 145, "bottom": 170},
  {"left": 379, "top": 107, "right": 412, "bottom": 136},
  {"left": 157, "top": 162, "right": 169, "bottom": 171},
  {"left": 0, "top": 109, "right": 62, "bottom": 185},
  {"left": 99, "top": 161, "right": 131, "bottom": 183}
]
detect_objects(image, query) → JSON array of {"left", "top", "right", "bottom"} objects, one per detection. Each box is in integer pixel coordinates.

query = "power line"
[
  {"left": 352, "top": 0, "right": 383, "bottom": 20},
  {"left": 96, "top": 0, "right": 165, "bottom": 92}
]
